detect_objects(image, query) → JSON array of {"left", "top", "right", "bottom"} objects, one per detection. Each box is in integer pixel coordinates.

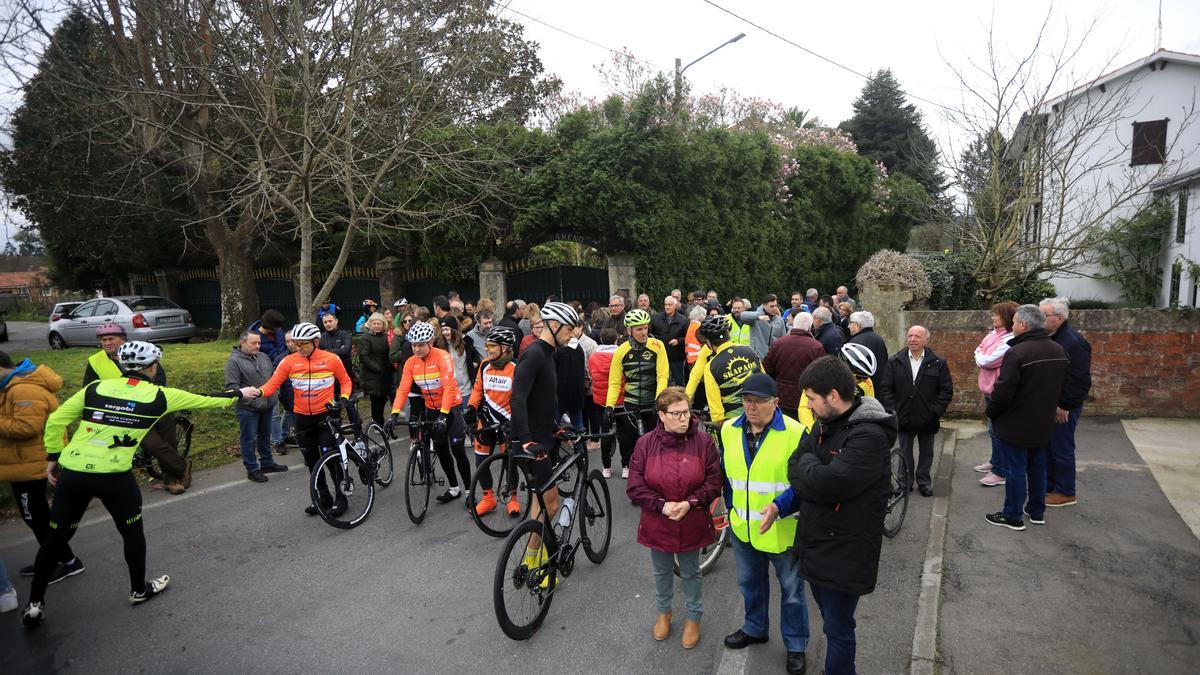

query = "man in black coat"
[
  {"left": 789, "top": 356, "right": 898, "bottom": 675},
  {"left": 847, "top": 310, "right": 889, "bottom": 392},
  {"left": 810, "top": 307, "right": 844, "bottom": 355},
  {"left": 985, "top": 305, "right": 1069, "bottom": 530},
  {"left": 499, "top": 301, "right": 526, "bottom": 352},
  {"left": 877, "top": 325, "right": 953, "bottom": 497},
  {"left": 1039, "top": 297, "right": 1091, "bottom": 507},
  {"left": 320, "top": 312, "right": 362, "bottom": 431},
  {"left": 650, "top": 295, "right": 689, "bottom": 386}
]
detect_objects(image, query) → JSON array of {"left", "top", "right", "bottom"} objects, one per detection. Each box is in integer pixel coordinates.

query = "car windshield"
[{"left": 125, "top": 297, "right": 180, "bottom": 311}]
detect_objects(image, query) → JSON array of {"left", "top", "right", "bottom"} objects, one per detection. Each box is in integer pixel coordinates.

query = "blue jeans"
[
  {"left": 998, "top": 438, "right": 1046, "bottom": 521},
  {"left": 1045, "top": 406, "right": 1081, "bottom": 496},
  {"left": 810, "top": 584, "right": 860, "bottom": 675},
  {"left": 270, "top": 401, "right": 294, "bottom": 444},
  {"left": 731, "top": 536, "right": 809, "bottom": 651},
  {"left": 983, "top": 396, "right": 1004, "bottom": 478},
  {"left": 558, "top": 407, "right": 583, "bottom": 429},
  {"left": 650, "top": 548, "right": 703, "bottom": 620},
  {"left": 237, "top": 408, "right": 277, "bottom": 471},
  {"left": 0, "top": 557, "right": 12, "bottom": 594}
]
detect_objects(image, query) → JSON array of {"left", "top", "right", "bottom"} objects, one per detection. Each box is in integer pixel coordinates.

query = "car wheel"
[{"left": 48, "top": 332, "right": 67, "bottom": 350}]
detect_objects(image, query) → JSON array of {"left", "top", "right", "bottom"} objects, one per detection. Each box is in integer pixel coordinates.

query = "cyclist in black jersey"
[
  {"left": 695, "top": 315, "right": 763, "bottom": 424},
  {"left": 511, "top": 302, "right": 580, "bottom": 524}
]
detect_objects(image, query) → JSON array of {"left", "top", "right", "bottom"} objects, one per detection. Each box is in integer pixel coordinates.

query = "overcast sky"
[{"left": 3, "top": 0, "right": 1199, "bottom": 246}]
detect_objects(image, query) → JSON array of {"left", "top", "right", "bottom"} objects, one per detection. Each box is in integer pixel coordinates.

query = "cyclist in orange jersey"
[{"left": 464, "top": 326, "right": 519, "bottom": 516}]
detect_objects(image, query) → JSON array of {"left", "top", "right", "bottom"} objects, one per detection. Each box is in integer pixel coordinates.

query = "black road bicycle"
[
  {"left": 493, "top": 425, "right": 613, "bottom": 640},
  {"left": 130, "top": 411, "right": 194, "bottom": 481},
  {"left": 465, "top": 421, "right": 533, "bottom": 538},
  {"left": 883, "top": 448, "right": 910, "bottom": 538},
  {"left": 309, "top": 401, "right": 377, "bottom": 529}
]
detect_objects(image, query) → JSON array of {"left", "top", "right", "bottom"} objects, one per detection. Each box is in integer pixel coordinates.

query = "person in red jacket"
[
  {"left": 763, "top": 312, "right": 827, "bottom": 420},
  {"left": 626, "top": 386, "right": 723, "bottom": 650},
  {"left": 587, "top": 329, "right": 622, "bottom": 477}
]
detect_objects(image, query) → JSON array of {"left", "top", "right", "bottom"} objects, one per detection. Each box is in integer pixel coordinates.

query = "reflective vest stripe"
[{"left": 728, "top": 479, "right": 791, "bottom": 493}]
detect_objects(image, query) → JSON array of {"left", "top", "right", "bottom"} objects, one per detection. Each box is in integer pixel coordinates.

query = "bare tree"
[
  {"left": 2, "top": 0, "right": 555, "bottom": 334},
  {"left": 938, "top": 10, "right": 1198, "bottom": 302}
]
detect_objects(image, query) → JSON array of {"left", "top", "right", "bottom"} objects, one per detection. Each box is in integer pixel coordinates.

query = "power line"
[
  {"left": 499, "top": 5, "right": 668, "bottom": 72},
  {"left": 699, "top": 0, "right": 958, "bottom": 115}
]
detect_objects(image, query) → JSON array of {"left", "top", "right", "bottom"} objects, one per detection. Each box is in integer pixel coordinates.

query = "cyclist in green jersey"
[
  {"left": 21, "top": 342, "right": 259, "bottom": 627},
  {"left": 604, "top": 309, "right": 668, "bottom": 478}
]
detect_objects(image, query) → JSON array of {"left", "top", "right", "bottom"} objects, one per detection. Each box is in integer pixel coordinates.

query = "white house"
[{"left": 1010, "top": 49, "right": 1200, "bottom": 306}]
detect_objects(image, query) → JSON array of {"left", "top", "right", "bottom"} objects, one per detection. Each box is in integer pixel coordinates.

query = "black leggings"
[
  {"left": 369, "top": 395, "right": 387, "bottom": 428},
  {"left": 614, "top": 407, "right": 657, "bottom": 469},
  {"left": 427, "top": 407, "right": 471, "bottom": 489},
  {"left": 294, "top": 412, "right": 341, "bottom": 504},
  {"left": 30, "top": 469, "right": 145, "bottom": 603},
  {"left": 12, "top": 479, "right": 76, "bottom": 564}
]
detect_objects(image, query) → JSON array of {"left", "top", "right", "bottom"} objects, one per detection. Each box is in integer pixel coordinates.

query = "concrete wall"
[{"left": 904, "top": 308, "right": 1200, "bottom": 418}]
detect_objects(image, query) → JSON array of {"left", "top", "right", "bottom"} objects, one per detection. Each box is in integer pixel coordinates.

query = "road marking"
[
  {"left": 716, "top": 643, "right": 750, "bottom": 675},
  {"left": 910, "top": 429, "right": 955, "bottom": 675},
  {"left": 0, "top": 475, "right": 252, "bottom": 551}
]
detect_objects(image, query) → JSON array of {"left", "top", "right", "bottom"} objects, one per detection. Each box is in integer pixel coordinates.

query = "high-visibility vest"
[
  {"left": 721, "top": 415, "right": 804, "bottom": 554},
  {"left": 88, "top": 351, "right": 123, "bottom": 380},
  {"left": 728, "top": 317, "right": 751, "bottom": 347}
]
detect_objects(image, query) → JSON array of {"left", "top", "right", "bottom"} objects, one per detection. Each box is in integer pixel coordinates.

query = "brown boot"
[
  {"left": 653, "top": 611, "right": 671, "bottom": 641},
  {"left": 682, "top": 619, "right": 700, "bottom": 649},
  {"left": 164, "top": 482, "right": 186, "bottom": 495},
  {"left": 181, "top": 459, "right": 193, "bottom": 489}
]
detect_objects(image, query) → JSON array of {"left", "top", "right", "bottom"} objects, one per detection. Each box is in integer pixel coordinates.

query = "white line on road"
[
  {"left": 716, "top": 642, "right": 749, "bottom": 675},
  {"left": 0, "top": 475, "right": 251, "bottom": 551}
]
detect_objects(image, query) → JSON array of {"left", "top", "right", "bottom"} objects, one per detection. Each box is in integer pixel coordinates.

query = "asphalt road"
[
  {"left": 1, "top": 320, "right": 49, "bottom": 353},
  {"left": 1, "top": 437, "right": 937, "bottom": 673}
]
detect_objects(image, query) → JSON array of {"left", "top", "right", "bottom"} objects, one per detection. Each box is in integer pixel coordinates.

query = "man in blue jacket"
[{"left": 1039, "top": 298, "right": 1091, "bottom": 508}]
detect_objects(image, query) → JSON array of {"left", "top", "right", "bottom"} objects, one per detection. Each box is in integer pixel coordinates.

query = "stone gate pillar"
[
  {"left": 607, "top": 253, "right": 637, "bottom": 298},
  {"left": 861, "top": 282, "right": 913, "bottom": 355},
  {"left": 479, "top": 258, "right": 507, "bottom": 310},
  {"left": 377, "top": 257, "right": 405, "bottom": 309}
]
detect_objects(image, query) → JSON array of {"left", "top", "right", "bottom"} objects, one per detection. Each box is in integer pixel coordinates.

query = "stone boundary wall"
[{"left": 903, "top": 309, "right": 1200, "bottom": 418}]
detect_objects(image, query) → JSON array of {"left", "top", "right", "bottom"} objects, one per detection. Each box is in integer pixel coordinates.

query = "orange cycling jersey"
[
  {"left": 469, "top": 358, "right": 515, "bottom": 422},
  {"left": 392, "top": 347, "right": 462, "bottom": 414},
  {"left": 259, "top": 348, "right": 352, "bottom": 416}
]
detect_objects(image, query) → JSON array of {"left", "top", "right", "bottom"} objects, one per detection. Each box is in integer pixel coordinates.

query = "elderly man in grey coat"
[{"left": 225, "top": 331, "right": 288, "bottom": 483}]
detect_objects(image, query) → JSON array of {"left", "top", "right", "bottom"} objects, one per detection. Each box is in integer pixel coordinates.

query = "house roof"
[
  {"left": 0, "top": 270, "right": 49, "bottom": 289},
  {"left": 1042, "top": 49, "right": 1200, "bottom": 110},
  {"left": 1152, "top": 165, "right": 1200, "bottom": 192}
]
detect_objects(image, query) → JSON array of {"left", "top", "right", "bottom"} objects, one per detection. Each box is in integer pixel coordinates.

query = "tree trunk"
[{"left": 207, "top": 218, "right": 258, "bottom": 339}]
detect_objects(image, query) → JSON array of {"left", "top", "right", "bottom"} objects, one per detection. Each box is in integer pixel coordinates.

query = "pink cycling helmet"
[{"left": 96, "top": 323, "right": 127, "bottom": 338}]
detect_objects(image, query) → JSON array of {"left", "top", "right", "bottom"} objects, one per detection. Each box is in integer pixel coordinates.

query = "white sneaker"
[
  {"left": 130, "top": 575, "right": 170, "bottom": 605},
  {"left": 0, "top": 588, "right": 18, "bottom": 613},
  {"left": 21, "top": 601, "right": 44, "bottom": 626},
  {"left": 621, "top": 468, "right": 629, "bottom": 479},
  {"left": 602, "top": 468, "right": 612, "bottom": 479}
]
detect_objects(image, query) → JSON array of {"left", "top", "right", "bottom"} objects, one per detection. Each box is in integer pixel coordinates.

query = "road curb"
[{"left": 910, "top": 428, "right": 956, "bottom": 675}]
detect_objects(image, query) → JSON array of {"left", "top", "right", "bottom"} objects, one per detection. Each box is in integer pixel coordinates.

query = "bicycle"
[
  {"left": 466, "top": 421, "right": 533, "bottom": 538},
  {"left": 308, "top": 401, "right": 376, "bottom": 529},
  {"left": 883, "top": 448, "right": 910, "bottom": 538},
  {"left": 130, "top": 411, "right": 194, "bottom": 482},
  {"left": 403, "top": 417, "right": 446, "bottom": 525},
  {"left": 493, "top": 425, "right": 613, "bottom": 640}
]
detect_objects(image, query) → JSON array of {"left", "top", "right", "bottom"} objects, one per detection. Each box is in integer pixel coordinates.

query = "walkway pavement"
[{"left": 934, "top": 417, "right": 1200, "bottom": 674}]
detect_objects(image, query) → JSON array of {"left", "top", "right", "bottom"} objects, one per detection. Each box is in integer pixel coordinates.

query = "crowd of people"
[{"left": 0, "top": 285, "right": 1092, "bottom": 675}]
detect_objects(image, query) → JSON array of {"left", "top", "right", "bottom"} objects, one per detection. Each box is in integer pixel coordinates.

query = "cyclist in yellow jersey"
[
  {"left": 688, "top": 315, "right": 762, "bottom": 424},
  {"left": 798, "top": 343, "right": 878, "bottom": 435},
  {"left": 604, "top": 309, "right": 668, "bottom": 478}
]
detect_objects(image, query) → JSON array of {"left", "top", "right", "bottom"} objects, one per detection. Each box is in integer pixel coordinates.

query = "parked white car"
[{"left": 47, "top": 296, "right": 196, "bottom": 349}]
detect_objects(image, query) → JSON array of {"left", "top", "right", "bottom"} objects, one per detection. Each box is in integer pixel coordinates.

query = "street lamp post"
[{"left": 673, "top": 32, "right": 746, "bottom": 110}]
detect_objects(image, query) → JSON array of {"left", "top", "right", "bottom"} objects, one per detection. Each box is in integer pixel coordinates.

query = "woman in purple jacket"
[{"left": 627, "top": 387, "right": 724, "bottom": 650}]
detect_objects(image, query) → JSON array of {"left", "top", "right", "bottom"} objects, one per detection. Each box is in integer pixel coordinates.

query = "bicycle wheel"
[
  {"left": 468, "top": 453, "right": 532, "bottom": 538},
  {"left": 174, "top": 415, "right": 194, "bottom": 460},
  {"left": 883, "top": 448, "right": 910, "bottom": 538},
  {"left": 405, "top": 442, "right": 431, "bottom": 524},
  {"left": 493, "top": 519, "right": 556, "bottom": 640},
  {"left": 310, "top": 449, "right": 375, "bottom": 529},
  {"left": 580, "top": 470, "right": 612, "bottom": 564},
  {"left": 678, "top": 498, "right": 730, "bottom": 577},
  {"left": 364, "top": 424, "right": 394, "bottom": 488}
]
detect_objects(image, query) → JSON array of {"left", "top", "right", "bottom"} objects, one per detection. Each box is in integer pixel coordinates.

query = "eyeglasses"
[
  {"left": 608, "top": 303, "right": 622, "bottom": 308},
  {"left": 660, "top": 409, "right": 690, "bottom": 420}
]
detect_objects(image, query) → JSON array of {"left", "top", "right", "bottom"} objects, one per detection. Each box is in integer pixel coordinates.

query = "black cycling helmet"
[
  {"left": 698, "top": 315, "right": 730, "bottom": 340},
  {"left": 485, "top": 326, "right": 518, "bottom": 349}
]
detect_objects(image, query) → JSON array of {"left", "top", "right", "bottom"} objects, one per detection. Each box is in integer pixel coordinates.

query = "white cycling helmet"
[
  {"left": 117, "top": 341, "right": 162, "bottom": 372},
  {"left": 288, "top": 322, "right": 321, "bottom": 341},
  {"left": 839, "top": 342, "right": 877, "bottom": 378},
  {"left": 406, "top": 322, "right": 435, "bottom": 344},
  {"left": 540, "top": 301, "right": 579, "bottom": 327}
]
